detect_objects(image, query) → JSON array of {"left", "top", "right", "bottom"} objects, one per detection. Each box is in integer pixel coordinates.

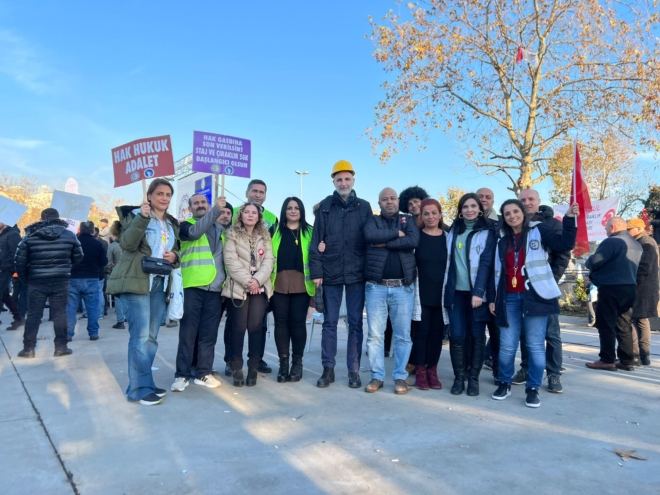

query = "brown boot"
[
  {"left": 415, "top": 365, "right": 429, "bottom": 390},
  {"left": 426, "top": 365, "right": 442, "bottom": 390},
  {"left": 585, "top": 360, "right": 617, "bottom": 371},
  {"left": 405, "top": 363, "right": 416, "bottom": 374}
]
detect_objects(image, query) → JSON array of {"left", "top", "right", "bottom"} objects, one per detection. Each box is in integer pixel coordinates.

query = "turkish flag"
[
  {"left": 641, "top": 209, "right": 652, "bottom": 232},
  {"left": 569, "top": 142, "right": 592, "bottom": 256},
  {"left": 516, "top": 45, "right": 524, "bottom": 64}
]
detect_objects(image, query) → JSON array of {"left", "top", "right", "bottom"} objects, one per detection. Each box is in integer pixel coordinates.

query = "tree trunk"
[{"left": 514, "top": 154, "right": 534, "bottom": 194}]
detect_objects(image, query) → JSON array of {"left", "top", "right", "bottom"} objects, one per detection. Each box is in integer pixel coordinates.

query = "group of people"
[{"left": 2, "top": 160, "right": 658, "bottom": 409}]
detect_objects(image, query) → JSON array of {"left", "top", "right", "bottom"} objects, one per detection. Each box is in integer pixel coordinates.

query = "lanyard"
[{"left": 512, "top": 234, "right": 523, "bottom": 288}]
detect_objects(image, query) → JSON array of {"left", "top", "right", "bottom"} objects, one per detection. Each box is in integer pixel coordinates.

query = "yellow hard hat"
[{"left": 331, "top": 160, "right": 355, "bottom": 178}]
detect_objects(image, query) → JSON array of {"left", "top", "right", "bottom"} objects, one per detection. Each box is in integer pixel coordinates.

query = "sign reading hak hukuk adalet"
[
  {"left": 192, "top": 131, "right": 251, "bottom": 178},
  {"left": 112, "top": 135, "right": 175, "bottom": 187}
]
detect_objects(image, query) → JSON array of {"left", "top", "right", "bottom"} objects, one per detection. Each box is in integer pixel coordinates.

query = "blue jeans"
[
  {"left": 97, "top": 279, "right": 104, "bottom": 319},
  {"left": 448, "top": 290, "right": 487, "bottom": 340},
  {"left": 122, "top": 277, "right": 167, "bottom": 402},
  {"left": 67, "top": 278, "right": 100, "bottom": 338},
  {"left": 365, "top": 282, "right": 414, "bottom": 381},
  {"left": 114, "top": 295, "right": 126, "bottom": 323},
  {"left": 321, "top": 282, "right": 365, "bottom": 372},
  {"left": 498, "top": 292, "right": 548, "bottom": 389}
]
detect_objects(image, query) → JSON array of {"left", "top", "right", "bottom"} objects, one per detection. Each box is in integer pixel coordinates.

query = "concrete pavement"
[{"left": 0, "top": 311, "right": 659, "bottom": 494}]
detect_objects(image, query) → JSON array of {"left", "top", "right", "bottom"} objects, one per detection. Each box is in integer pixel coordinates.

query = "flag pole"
[{"left": 573, "top": 139, "right": 578, "bottom": 227}]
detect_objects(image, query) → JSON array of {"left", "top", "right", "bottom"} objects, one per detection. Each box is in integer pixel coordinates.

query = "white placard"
[
  {"left": 50, "top": 190, "right": 93, "bottom": 222},
  {"left": 0, "top": 196, "right": 28, "bottom": 226},
  {"left": 553, "top": 197, "right": 620, "bottom": 242}
]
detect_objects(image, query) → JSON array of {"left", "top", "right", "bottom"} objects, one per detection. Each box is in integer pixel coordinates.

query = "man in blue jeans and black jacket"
[{"left": 310, "top": 160, "right": 372, "bottom": 389}]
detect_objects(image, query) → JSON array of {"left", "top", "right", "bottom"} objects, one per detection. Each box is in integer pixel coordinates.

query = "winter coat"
[
  {"left": 364, "top": 213, "right": 419, "bottom": 285},
  {"left": 0, "top": 225, "right": 21, "bottom": 273},
  {"left": 493, "top": 216, "right": 577, "bottom": 327},
  {"left": 586, "top": 231, "right": 642, "bottom": 287},
  {"left": 632, "top": 232, "right": 659, "bottom": 318},
  {"left": 531, "top": 206, "right": 571, "bottom": 281},
  {"left": 221, "top": 227, "right": 274, "bottom": 300},
  {"left": 106, "top": 241, "right": 122, "bottom": 274},
  {"left": 71, "top": 233, "right": 108, "bottom": 280},
  {"left": 443, "top": 219, "right": 497, "bottom": 322},
  {"left": 649, "top": 211, "right": 660, "bottom": 245},
  {"left": 15, "top": 218, "right": 83, "bottom": 283},
  {"left": 309, "top": 190, "right": 373, "bottom": 286},
  {"left": 106, "top": 206, "right": 180, "bottom": 296}
]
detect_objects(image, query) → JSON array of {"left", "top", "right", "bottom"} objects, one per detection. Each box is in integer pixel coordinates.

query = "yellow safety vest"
[
  {"left": 271, "top": 226, "right": 315, "bottom": 296},
  {"left": 180, "top": 218, "right": 217, "bottom": 289}
]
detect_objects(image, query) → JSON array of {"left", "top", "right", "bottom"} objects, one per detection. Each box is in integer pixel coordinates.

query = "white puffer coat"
[{"left": 221, "top": 228, "right": 274, "bottom": 300}]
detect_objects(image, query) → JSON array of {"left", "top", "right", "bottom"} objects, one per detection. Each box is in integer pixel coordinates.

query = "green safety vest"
[
  {"left": 233, "top": 206, "right": 278, "bottom": 230},
  {"left": 180, "top": 218, "right": 217, "bottom": 289},
  {"left": 270, "top": 226, "right": 315, "bottom": 297}
]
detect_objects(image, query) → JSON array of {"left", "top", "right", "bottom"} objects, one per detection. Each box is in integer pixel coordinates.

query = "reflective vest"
[
  {"left": 271, "top": 226, "right": 315, "bottom": 296},
  {"left": 180, "top": 218, "right": 217, "bottom": 289}
]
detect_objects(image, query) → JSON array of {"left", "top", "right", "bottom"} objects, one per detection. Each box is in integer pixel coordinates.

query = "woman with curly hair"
[{"left": 222, "top": 203, "right": 274, "bottom": 387}]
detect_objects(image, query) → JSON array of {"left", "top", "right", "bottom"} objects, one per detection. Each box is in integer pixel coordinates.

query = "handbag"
[{"left": 141, "top": 256, "right": 173, "bottom": 276}]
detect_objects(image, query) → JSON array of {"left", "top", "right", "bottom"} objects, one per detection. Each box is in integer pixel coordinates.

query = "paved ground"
[{"left": 1, "top": 311, "right": 659, "bottom": 495}]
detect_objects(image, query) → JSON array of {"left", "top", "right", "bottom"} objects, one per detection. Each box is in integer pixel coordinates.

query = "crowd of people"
[{"left": 1, "top": 160, "right": 658, "bottom": 409}]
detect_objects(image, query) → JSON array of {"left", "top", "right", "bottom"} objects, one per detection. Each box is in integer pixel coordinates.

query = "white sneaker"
[
  {"left": 171, "top": 377, "right": 189, "bottom": 392},
  {"left": 194, "top": 374, "right": 221, "bottom": 388}
]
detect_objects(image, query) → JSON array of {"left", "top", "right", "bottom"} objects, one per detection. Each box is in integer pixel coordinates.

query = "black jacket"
[
  {"left": 632, "top": 232, "right": 659, "bottom": 318},
  {"left": 443, "top": 219, "right": 497, "bottom": 322},
  {"left": 309, "top": 191, "right": 373, "bottom": 285},
  {"left": 0, "top": 225, "right": 21, "bottom": 273},
  {"left": 364, "top": 213, "right": 419, "bottom": 285},
  {"left": 649, "top": 211, "right": 660, "bottom": 245},
  {"left": 586, "top": 231, "right": 642, "bottom": 286},
  {"left": 494, "top": 216, "right": 577, "bottom": 327},
  {"left": 71, "top": 233, "right": 108, "bottom": 280},
  {"left": 15, "top": 218, "right": 83, "bottom": 284},
  {"left": 531, "top": 206, "right": 570, "bottom": 281}
]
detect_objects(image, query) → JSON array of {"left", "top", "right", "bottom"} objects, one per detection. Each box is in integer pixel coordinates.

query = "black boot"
[
  {"left": 246, "top": 367, "right": 258, "bottom": 387},
  {"left": 277, "top": 355, "right": 290, "bottom": 383},
  {"left": 232, "top": 369, "right": 244, "bottom": 387},
  {"left": 449, "top": 338, "right": 465, "bottom": 395},
  {"left": 317, "top": 366, "right": 335, "bottom": 388},
  {"left": 289, "top": 355, "right": 303, "bottom": 382},
  {"left": 467, "top": 333, "right": 486, "bottom": 396}
]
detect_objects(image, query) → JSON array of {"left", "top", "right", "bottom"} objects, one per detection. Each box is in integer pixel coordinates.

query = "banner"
[
  {"left": 50, "top": 190, "right": 93, "bottom": 222},
  {"left": 192, "top": 131, "right": 251, "bottom": 178},
  {"left": 112, "top": 135, "right": 175, "bottom": 187},
  {"left": 553, "top": 197, "right": 620, "bottom": 242},
  {"left": 0, "top": 196, "right": 28, "bottom": 226}
]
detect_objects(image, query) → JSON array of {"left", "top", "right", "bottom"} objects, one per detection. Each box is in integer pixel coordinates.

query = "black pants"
[
  {"left": 632, "top": 318, "right": 651, "bottom": 359},
  {"left": 595, "top": 285, "right": 636, "bottom": 365},
  {"left": 24, "top": 281, "right": 69, "bottom": 350},
  {"left": 414, "top": 304, "right": 445, "bottom": 367},
  {"left": 222, "top": 299, "right": 233, "bottom": 364},
  {"left": 385, "top": 316, "right": 393, "bottom": 354},
  {"left": 486, "top": 320, "right": 500, "bottom": 373},
  {"left": 176, "top": 288, "right": 223, "bottom": 379},
  {"left": 272, "top": 292, "right": 309, "bottom": 356},
  {"left": 0, "top": 272, "right": 20, "bottom": 321},
  {"left": 230, "top": 294, "right": 268, "bottom": 370}
]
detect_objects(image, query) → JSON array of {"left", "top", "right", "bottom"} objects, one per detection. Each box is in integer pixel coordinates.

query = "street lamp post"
[{"left": 295, "top": 170, "right": 309, "bottom": 200}]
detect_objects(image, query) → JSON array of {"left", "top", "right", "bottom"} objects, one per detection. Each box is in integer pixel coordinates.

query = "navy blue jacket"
[
  {"left": 586, "top": 230, "right": 642, "bottom": 286},
  {"left": 71, "top": 233, "right": 108, "bottom": 280},
  {"left": 364, "top": 213, "right": 419, "bottom": 285},
  {"left": 309, "top": 191, "right": 373, "bottom": 285},
  {"left": 444, "top": 219, "right": 497, "bottom": 322},
  {"left": 493, "top": 216, "right": 577, "bottom": 328}
]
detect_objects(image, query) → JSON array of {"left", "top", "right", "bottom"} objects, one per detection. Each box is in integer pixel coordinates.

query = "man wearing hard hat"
[{"left": 309, "top": 160, "right": 373, "bottom": 389}]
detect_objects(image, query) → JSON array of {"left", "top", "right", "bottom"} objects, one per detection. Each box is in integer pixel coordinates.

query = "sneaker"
[
  {"left": 154, "top": 387, "right": 167, "bottom": 398},
  {"left": 224, "top": 364, "right": 232, "bottom": 377},
  {"left": 492, "top": 383, "right": 511, "bottom": 400},
  {"left": 17, "top": 348, "right": 35, "bottom": 358},
  {"left": 7, "top": 319, "right": 25, "bottom": 331},
  {"left": 547, "top": 373, "right": 563, "bottom": 393},
  {"left": 79, "top": 315, "right": 87, "bottom": 320},
  {"left": 89, "top": 335, "right": 99, "bottom": 341},
  {"left": 194, "top": 374, "right": 222, "bottom": 388},
  {"left": 525, "top": 387, "right": 540, "bottom": 408},
  {"left": 139, "top": 393, "right": 163, "bottom": 406},
  {"left": 166, "top": 321, "right": 178, "bottom": 328},
  {"left": 559, "top": 366, "right": 566, "bottom": 374},
  {"left": 112, "top": 322, "right": 125, "bottom": 329},
  {"left": 53, "top": 348, "right": 73, "bottom": 357},
  {"left": 171, "top": 377, "right": 189, "bottom": 392},
  {"left": 512, "top": 368, "right": 528, "bottom": 385}
]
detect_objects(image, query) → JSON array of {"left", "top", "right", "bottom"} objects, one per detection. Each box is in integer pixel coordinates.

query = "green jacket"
[{"left": 107, "top": 205, "right": 181, "bottom": 296}]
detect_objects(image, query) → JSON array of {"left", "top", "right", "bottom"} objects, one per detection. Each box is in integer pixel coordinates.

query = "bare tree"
[
  {"left": 368, "top": 0, "right": 660, "bottom": 194},
  {"left": 438, "top": 185, "right": 468, "bottom": 224}
]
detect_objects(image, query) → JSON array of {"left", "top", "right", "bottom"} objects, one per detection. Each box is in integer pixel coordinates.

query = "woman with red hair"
[{"left": 413, "top": 199, "right": 448, "bottom": 390}]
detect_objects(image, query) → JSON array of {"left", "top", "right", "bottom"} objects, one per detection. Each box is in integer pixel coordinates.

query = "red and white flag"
[
  {"left": 641, "top": 209, "right": 652, "bottom": 232},
  {"left": 515, "top": 45, "right": 524, "bottom": 64},
  {"left": 569, "top": 141, "right": 592, "bottom": 256}
]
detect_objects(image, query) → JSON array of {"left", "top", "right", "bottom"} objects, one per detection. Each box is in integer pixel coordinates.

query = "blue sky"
[{"left": 0, "top": 0, "right": 624, "bottom": 218}]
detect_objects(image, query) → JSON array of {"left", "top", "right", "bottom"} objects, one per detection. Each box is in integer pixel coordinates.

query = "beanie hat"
[
  {"left": 223, "top": 201, "right": 234, "bottom": 213},
  {"left": 626, "top": 218, "right": 646, "bottom": 230}
]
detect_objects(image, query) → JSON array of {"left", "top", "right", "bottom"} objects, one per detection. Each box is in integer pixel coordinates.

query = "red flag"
[
  {"left": 516, "top": 45, "right": 524, "bottom": 64},
  {"left": 569, "top": 142, "right": 592, "bottom": 257},
  {"left": 641, "top": 209, "right": 652, "bottom": 232}
]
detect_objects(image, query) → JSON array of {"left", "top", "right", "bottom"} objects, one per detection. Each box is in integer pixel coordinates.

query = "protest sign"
[
  {"left": 553, "top": 197, "right": 620, "bottom": 242},
  {"left": 112, "top": 135, "right": 175, "bottom": 187},
  {"left": 50, "top": 190, "right": 93, "bottom": 222},
  {"left": 194, "top": 175, "right": 213, "bottom": 205},
  {"left": 192, "top": 131, "right": 251, "bottom": 179},
  {"left": 63, "top": 177, "right": 81, "bottom": 233},
  {"left": 0, "top": 196, "right": 28, "bottom": 226}
]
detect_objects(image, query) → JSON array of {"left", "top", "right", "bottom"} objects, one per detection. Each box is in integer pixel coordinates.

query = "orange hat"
[{"left": 626, "top": 218, "right": 646, "bottom": 230}]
